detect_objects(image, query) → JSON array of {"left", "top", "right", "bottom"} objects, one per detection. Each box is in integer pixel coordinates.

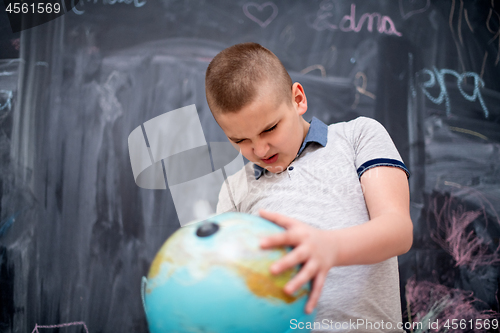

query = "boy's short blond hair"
[{"left": 205, "top": 42, "right": 293, "bottom": 116}]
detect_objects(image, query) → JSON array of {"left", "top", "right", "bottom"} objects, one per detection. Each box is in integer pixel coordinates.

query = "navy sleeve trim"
[{"left": 357, "top": 158, "right": 410, "bottom": 179}]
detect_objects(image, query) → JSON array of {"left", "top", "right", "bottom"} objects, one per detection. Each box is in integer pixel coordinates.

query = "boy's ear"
[{"left": 292, "top": 82, "right": 307, "bottom": 115}]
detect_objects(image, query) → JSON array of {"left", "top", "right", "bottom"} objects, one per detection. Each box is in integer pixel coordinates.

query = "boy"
[{"left": 205, "top": 42, "right": 413, "bottom": 332}]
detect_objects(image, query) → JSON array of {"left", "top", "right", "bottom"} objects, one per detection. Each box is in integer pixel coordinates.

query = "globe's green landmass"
[{"left": 144, "top": 212, "right": 317, "bottom": 333}]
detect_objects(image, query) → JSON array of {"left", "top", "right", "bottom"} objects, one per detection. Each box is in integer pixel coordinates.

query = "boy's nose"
[{"left": 252, "top": 139, "right": 269, "bottom": 158}]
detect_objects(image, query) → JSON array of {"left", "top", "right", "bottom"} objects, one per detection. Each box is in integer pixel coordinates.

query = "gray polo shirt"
[{"left": 216, "top": 116, "right": 409, "bottom": 332}]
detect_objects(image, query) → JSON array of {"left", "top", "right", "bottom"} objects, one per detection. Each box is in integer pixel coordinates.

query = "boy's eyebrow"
[{"left": 228, "top": 121, "right": 277, "bottom": 142}]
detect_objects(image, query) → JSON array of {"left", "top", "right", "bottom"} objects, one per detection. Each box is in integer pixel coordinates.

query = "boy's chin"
[{"left": 262, "top": 165, "right": 286, "bottom": 174}]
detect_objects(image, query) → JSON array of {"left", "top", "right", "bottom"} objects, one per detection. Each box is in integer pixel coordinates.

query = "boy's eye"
[
  {"left": 233, "top": 124, "right": 277, "bottom": 144},
  {"left": 265, "top": 124, "right": 277, "bottom": 132}
]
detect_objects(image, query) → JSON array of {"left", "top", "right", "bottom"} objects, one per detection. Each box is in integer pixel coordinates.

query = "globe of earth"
[{"left": 142, "top": 212, "right": 317, "bottom": 333}]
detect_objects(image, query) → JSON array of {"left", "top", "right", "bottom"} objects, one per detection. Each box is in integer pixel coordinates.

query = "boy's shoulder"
[
  {"left": 325, "top": 116, "right": 386, "bottom": 142},
  {"left": 328, "top": 116, "right": 384, "bottom": 131}
]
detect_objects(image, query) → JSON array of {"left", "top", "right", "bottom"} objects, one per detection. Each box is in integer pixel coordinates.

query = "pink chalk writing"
[
  {"left": 31, "top": 322, "right": 89, "bottom": 333},
  {"left": 309, "top": 2, "right": 402, "bottom": 36},
  {"left": 340, "top": 4, "right": 402, "bottom": 36},
  {"left": 10, "top": 38, "right": 20, "bottom": 51},
  {"left": 428, "top": 193, "right": 500, "bottom": 271},
  {"left": 405, "top": 276, "right": 499, "bottom": 331}
]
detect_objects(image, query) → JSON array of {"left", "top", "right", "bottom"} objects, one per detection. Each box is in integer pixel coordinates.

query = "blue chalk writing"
[
  {"left": 0, "top": 90, "right": 13, "bottom": 112},
  {"left": 419, "top": 67, "right": 489, "bottom": 118},
  {"left": 72, "top": 0, "right": 146, "bottom": 15},
  {"left": 0, "top": 213, "right": 19, "bottom": 237}
]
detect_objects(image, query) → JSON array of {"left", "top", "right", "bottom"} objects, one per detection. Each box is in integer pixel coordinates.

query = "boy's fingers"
[
  {"left": 260, "top": 233, "right": 285, "bottom": 248},
  {"left": 260, "top": 230, "right": 301, "bottom": 248},
  {"left": 269, "top": 245, "right": 309, "bottom": 274},
  {"left": 305, "top": 270, "right": 327, "bottom": 314},
  {"left": 259, "top": 209, "right": 295, "bottom": 229},
  {"left": 284, "top": 258, "right": 318, "bottom": 295}
]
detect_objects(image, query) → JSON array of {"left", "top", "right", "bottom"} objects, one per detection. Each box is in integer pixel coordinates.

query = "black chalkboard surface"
[{"left": 1, "top": 0, "right": 499, "bottom": 332}]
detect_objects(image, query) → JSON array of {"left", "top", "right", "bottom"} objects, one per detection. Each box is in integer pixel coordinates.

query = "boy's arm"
[
  {"left": 259, "top": 165, "right": 413, "bottom": 314},
  {"left": 330, "top": 164, "right": 413, "bottom": 265}
]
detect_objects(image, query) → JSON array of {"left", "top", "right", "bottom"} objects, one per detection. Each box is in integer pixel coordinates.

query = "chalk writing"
[
  {"left": 243, "top": 2, "right": 278, "bottom": 28},
  {"left": 480, "top": 51, "right": 488, "bottom": 79},
  {"left": 327, "top": 45, "right": 338, "bottom": 67},
  {"left": 351, "top": 72, "right": 375, "bottom": 110},
  {"left": 280, "top": 25, "right": 295, "bottom": 47},
  {"left": 97, "top": 71, "right": 126, "bottom": 122},
  {"left": 448, "top": 0, "right": 466, "bottom": 72},
  {"left": 448, "top": 126, "right": 488, "bottom": 141},
  {"left": 308, "top": 0, "right": 338, "bottom": 31},
  {"left": 399, "top": 0, "right": 430, "bottom": 20},
  {"left": 72, "top": 0, "right": 146, "bottom": 15},
  {"left": 300, "top": 64, "right": 326, "bottom": 77},
  {"left": 443, "top": 181, "right": 500, "bottom": 232},
  {"left": 419, "top": 67, "right": 489, "bottom": 118},
  {"left": 458, "top": 0, "right": 464, "bottom": 45},
  {"left": 11, "top": 38, "right": 20, "bottom": 51},
  {"left": 0, "top": 90, "right": 13, "bottom": 112},
  {"left": 486, "top": 2, "right": 500, "bottom": 65},
  {"left": 309, "top": 3, "right": 401, "bottom": 36},
  {"left": 464, "top": 8, "right": 474, "bottom": 32},
  {"left": 31, "top": 322, "right": 89, "bottom": 333},
  {"left": 341, "top": 5, "right": 402, "bottom": 36},
  {"left": 0, "top": 213, "right": 19, "bottom": 237},
  {"left": 429, "top": 193, "right": 500, "bottom": 271},
  {"left": 406, "top": 277, "right": 499, "bottom": 331}
]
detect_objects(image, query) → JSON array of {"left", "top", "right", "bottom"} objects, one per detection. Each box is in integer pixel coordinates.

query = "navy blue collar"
[{"left": 253, "top": 116, "right": 328, "bottom": 179}]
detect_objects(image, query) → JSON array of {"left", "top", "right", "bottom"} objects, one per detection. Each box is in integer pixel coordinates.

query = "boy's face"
[{"left": 215, "top": 82, "right": 310, "bottom": 174}]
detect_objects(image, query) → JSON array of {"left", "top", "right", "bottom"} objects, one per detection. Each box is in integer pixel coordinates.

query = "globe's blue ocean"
[{"left": 143, "top": 212, "right": 317, "bottom": 333}]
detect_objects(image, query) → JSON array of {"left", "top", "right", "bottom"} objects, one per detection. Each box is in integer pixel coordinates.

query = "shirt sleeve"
[{"left": 349, "top": 116, "right": 410, "bottom": 179}]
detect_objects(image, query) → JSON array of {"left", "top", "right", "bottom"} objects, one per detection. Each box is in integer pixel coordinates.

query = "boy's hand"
[{"left": 258, "top": 209, "right": 337, "bottom": 314}]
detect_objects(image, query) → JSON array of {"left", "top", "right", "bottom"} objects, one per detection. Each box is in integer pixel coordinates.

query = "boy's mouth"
[{"left": 262, "top": 154, "right": 278, "bottom": 164}]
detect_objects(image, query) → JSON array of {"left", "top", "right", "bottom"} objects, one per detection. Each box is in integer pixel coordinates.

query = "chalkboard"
[{"left": 1, "top": 0, "right": 499, "bottom": 332}]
